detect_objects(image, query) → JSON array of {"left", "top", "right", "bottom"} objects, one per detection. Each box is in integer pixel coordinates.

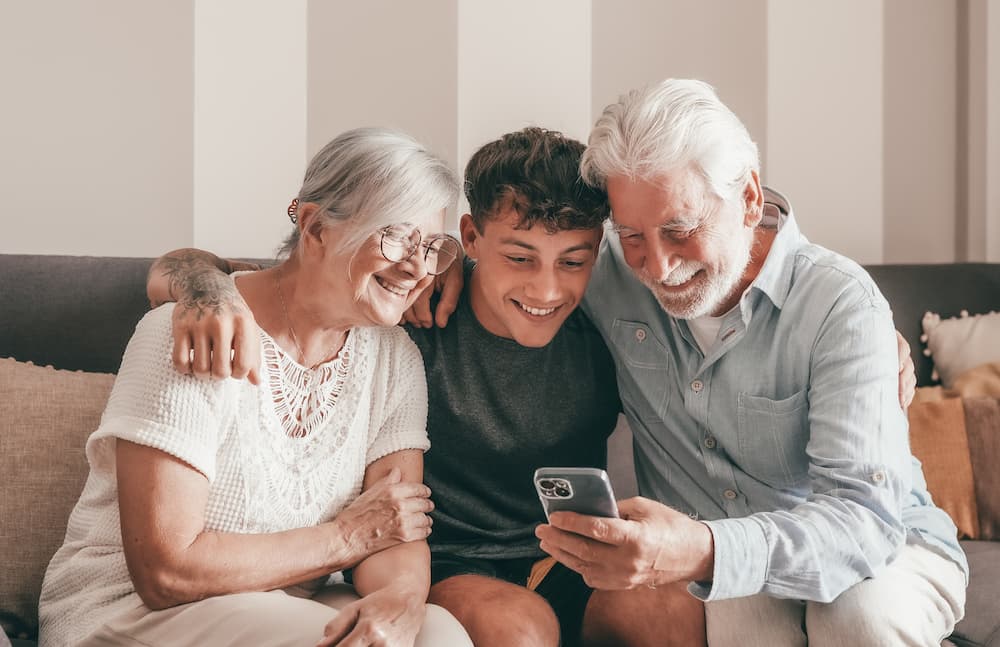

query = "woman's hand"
[
  {"left": 316, "top": 585, "right": 425, "bottom": 647},
  {"left": 333, "top": 467, "right": 434, "bottom": 561}
]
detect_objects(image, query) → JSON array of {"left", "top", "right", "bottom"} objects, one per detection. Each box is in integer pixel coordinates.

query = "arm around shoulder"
[{"left": 146, "top": 247, "right": 262, "bottom": 384}]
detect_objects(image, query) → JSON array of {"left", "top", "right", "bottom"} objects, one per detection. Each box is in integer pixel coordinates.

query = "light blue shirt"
[{"left": 583, "top": 189, "right": 967, "bottom": 602}]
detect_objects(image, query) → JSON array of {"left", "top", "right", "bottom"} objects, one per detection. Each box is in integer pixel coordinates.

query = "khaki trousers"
[
  {"left": 81, "top": 583, "right": 473, "bottom": 647},
  {"left": 705, "top": 543, "right": 966, "bottom": 647}
]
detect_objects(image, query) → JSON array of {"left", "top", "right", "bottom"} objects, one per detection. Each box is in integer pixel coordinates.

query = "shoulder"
[
  {"left": 361, "top": 325, "right": 425, "bottom": 373},
  {"left": 790, "top": 244, "right": 888, "bottom": 312},
  {"left": 118, "top": 305, "right": 180, "bottom": 372},
  {"left": 115, "top": 304, "right": 239, "bottom": 402}
]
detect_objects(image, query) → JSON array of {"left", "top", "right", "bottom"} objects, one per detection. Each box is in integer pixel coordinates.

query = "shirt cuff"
[{"left": 687, "top": 517, "right": 769, "bottom": 601}]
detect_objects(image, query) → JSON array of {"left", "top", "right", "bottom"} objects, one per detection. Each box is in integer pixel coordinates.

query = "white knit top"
[{"left": 38, "top": 305, "right": 429, "bottom": 646}]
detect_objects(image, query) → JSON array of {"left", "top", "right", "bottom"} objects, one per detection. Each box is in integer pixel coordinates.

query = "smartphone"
[{"left": 534, "top": 467, "right": 619, "bottom": 521}]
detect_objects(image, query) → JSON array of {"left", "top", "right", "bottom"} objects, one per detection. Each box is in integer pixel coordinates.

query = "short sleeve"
[
  {"left": 365, "top": 328, "right": 430, "bottom": 465},
  {"left": 86, "top": 305, "right": 236, "bottom": 482}
]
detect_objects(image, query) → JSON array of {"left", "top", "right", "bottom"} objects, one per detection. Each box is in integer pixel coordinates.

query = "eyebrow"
[
  {"left": 498, "top": 237, "right": 595, "bottom": 254},
  {"left": 612, "top": 213, "right": 701, "bottom": 233}
]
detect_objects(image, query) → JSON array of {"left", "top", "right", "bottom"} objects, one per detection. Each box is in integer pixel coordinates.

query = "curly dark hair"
[{"left": 464, "top": 127, "right": 610, "bottom": 233}]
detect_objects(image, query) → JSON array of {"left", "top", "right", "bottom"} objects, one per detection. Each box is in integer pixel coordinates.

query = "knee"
[
  {"left": 431, "top": 583, "right": 559, "bottom": 647},
  {"left": 466, "top": 596, "right": 559, "bottom": 647},
  {"left": 807, "top": 587, "right": 906, "bottom": 646}
]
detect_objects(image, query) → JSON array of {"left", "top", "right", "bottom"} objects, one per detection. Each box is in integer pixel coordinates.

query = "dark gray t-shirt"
[{"left": 406, "top": 271, "right": 621, "bottom": 559}]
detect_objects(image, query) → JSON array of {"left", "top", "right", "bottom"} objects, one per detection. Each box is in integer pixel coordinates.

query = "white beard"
[{"left": 640, "top": 229, "right": 754, "bottom": 320}]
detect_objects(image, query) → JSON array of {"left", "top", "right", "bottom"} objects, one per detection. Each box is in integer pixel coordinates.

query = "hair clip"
[{"left": 287, "top": 198, "right": 299, "bottom": 224}]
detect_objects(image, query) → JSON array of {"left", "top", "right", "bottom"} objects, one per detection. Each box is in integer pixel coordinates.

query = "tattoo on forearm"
[{"left": 154, "top": 251, "right": 245, "bottom": 321}]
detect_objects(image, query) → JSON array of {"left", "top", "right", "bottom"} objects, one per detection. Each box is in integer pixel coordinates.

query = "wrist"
[
  {"left": 324, "top": 519, "right": 362, "bottom": 571},
  {"left": 689, "top": 520, "right": 715, "bottom": 582}
]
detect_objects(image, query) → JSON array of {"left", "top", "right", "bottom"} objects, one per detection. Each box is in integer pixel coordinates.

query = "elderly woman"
[{"left": 39, "top": 128, "right": 472, "bottom": 647}]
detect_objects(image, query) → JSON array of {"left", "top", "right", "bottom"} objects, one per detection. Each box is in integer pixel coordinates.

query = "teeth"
[
  {"left": 664, "top": 272, "right": 697, "bottom": 287},
  {"left": 517, "top": 302, "right": 557, "bottom": 317},
  {"left": 375, "top": 276, "right": 410, "bottom": 296}
]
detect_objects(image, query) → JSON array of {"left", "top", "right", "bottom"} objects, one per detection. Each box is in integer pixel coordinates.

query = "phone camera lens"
[
  {"left": 538, "top": 479, "right": 555, "bottom": 490},
  {"left": 555, "top": 486, "right": 571, "bottom": 497}
]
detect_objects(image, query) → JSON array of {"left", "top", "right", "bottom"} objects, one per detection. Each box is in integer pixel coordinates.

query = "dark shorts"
[{"left": 430, "top": 553, "right": 593, "bottom": 647}]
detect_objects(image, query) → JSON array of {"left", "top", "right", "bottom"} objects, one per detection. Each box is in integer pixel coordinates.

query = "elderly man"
[{"left": 534, "top": 79, "right": 968, "bottom": 646}]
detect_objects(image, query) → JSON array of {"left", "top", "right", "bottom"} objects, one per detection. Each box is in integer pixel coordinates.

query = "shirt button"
[
  {"left": 635, "top": 328, "right": 646, "bottom": 342},
  {"left": 691, "top": 379, "right": 704, "bottom": 393},
  {"left": 704, "top": 436, "right": 717, "bottom": 449},
  {"left": 872, "top": 471, "right": 886, "bottom": 484},
  {"left": 723, "top": 489, "right": 738, "bottom": 500}
]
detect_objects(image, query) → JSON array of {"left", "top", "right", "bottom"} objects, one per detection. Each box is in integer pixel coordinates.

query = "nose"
[
  {"left": 524, "top": 267, "right": 561, "bottom": 303},
  {"left": 644, "top": 240, "right": 681, "bottom": 282},
  {"left": 397, "top": 245, "right": 430, "bottom": 281}
]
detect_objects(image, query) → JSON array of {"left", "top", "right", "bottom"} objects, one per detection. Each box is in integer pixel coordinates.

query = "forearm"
[
  {"left": 352, "top": 540, "right": 431, "bottom": 600},
  {"left": 130, "top": 520, "right": 365, "bottom": 609},
  {"left": 146, "top": 248, "right": 235, "bottom": 308},
  {"left": 695, "top": 301, "right": 910, "bottom": 603}
]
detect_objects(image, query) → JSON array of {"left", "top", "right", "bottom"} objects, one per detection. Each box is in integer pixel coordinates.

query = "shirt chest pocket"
[
  {"left": 736, "top": 389, "right": 810, "bottom": 489},
  {"left": 611, "top": 320, "right": 672, "bottom": 423}
]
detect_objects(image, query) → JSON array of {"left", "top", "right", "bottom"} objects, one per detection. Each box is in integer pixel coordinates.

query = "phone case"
[{"left": 534, "top": 467, "right": 619, "bottom": 520}]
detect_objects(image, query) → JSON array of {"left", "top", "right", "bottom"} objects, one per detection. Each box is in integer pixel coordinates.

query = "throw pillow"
[
  {"left": 921, "top": 310, "right": 1000, "bottom": 387},
  {"left": 952, "top": 361, "right": 1000, "bottom": 398},
  {"left": 0, "top": 358, "right": 114, "bottom": 638},
  {"left": 963, "top": 397, "right": 1000, "bottom": 540},
  {"left": 907, "top": 398, "right": 979, "bottom": 539}
]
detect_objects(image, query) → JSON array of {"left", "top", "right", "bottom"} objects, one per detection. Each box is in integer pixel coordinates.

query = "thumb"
[
  {"left": 616, "top": 496, "right": 651, "bottom": 521},
  {"left": 382, "top": 466, "right": 402, "bottom": 485},
  {"left": 316, "top": 602, "right": 360, "bottom": 647}
]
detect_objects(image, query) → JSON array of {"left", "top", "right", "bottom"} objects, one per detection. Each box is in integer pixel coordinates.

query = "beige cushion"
[
  {"left": 922, "top": 310, "right": 1000, "bottom": 387},
  {"left": 0, "top": 358, "right": 114, "bottom": 632}
]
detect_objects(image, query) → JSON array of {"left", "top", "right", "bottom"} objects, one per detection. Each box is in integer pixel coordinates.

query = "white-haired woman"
[{"left": 39, "top": 128, "right": 472, "bottom": 647}]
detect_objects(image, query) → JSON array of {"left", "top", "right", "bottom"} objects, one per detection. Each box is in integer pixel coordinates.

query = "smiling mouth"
[
  {"left": 513, "top": 300, "right": 561, "bottom": 318},
  {"left": 661, "top": 270, "right": 704, "bottom": 290},
  {"left": 375, "top": 275, "right": 412, "bottom": 297}
]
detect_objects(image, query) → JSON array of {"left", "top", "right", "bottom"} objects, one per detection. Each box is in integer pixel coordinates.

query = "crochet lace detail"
[
  {"left": 262, "top": 330, "right": 355, "bottom": 439},
  {"left": 238, "top": 328, "right": 368, "bottom": 533}
]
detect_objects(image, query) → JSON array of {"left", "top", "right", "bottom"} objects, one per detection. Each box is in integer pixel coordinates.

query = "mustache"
[{"left": 639, "top": 264, "right": 705, "bottom": 288}]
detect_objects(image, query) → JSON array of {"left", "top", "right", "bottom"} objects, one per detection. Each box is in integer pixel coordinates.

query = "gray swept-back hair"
[
  {"left": 581, "top": 79, "right": 759, "bottom": 204},
  {"left": 280, "top": 127, "right": 459, "bottom": 257}
]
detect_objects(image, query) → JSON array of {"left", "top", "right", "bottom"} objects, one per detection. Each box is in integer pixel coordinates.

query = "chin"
[{"left": 510, "top": 321, "right": 565, "bottom": 348}]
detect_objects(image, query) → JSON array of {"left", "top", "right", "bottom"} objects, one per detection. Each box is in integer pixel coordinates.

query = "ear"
[
  {"left": 459, "top": 214, "right": 480, "bottom": 260},
  {"left": 296, "top": 202, "right": 329, "bottom": 251},
  {"left": 742, "top": 170, "right": 764, "bottom": 228}
]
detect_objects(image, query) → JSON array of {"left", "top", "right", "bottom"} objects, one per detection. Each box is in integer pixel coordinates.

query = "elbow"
[{"left": 130, "top": 564, "right": 202, "bottom": 611}]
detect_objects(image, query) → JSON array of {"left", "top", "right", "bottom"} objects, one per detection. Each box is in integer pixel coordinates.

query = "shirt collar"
[{"left": 744, "top": 186, "right": 803, "bottom": 311}]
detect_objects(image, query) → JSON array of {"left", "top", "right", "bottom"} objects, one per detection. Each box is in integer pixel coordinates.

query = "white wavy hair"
[
  {"left": 280, "top": 127, "right": 459, "bottom": 257},
  {"left": 581, "top": 79, "right": 759, "bottom": 203}
]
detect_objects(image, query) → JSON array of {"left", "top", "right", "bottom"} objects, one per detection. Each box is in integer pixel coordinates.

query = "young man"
[{"left": 147, "top": 128, "right": 705, "bottom": 646}]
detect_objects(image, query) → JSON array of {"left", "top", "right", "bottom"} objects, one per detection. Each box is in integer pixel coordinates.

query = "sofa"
[{"left": 1, "top": 254, "right": 999, "bottom": 646}]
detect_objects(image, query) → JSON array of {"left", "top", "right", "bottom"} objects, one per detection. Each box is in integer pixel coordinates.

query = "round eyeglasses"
[{"left": 378, "top": 224, "right": 461, "bottom": 276}]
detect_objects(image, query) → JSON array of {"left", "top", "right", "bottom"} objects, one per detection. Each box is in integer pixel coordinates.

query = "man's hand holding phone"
[{"left": 535, "top": 485, "right": 715, "bottom": 591}]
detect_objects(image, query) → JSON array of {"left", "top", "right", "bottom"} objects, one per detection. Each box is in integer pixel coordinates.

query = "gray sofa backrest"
[
  {"left": 2, "top": 255, "right": 999, "bottom": 386},
  {"left": 865, "top": 263, "right": 1000, "bottom": 386},
  {"left": 0, "top": 255, "right": 154, "bottom": 374}
]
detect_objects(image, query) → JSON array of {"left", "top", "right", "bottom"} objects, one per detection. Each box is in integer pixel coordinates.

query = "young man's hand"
[
  {"left": 147, "top": 249, "right": 262, "bottom": 384},
  {"left": 401, "top": 255, "right": 465, "bottom": 329},
  {"left": 535, "top": 497, "right": 714, "bottom": 590}
]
